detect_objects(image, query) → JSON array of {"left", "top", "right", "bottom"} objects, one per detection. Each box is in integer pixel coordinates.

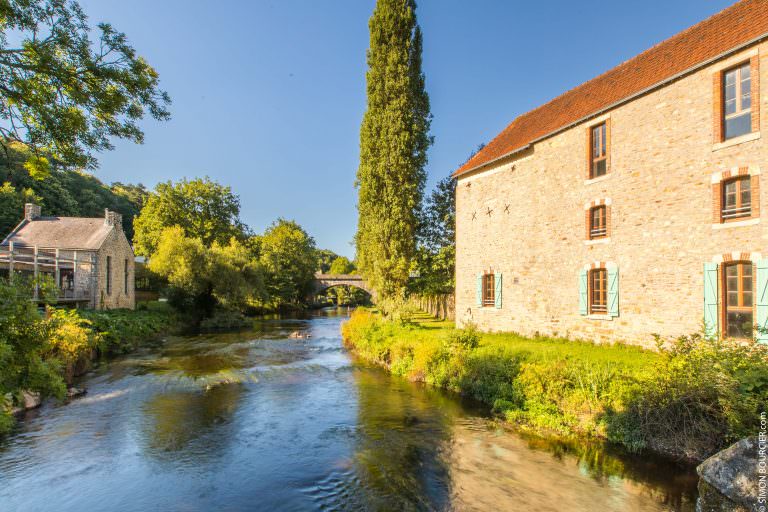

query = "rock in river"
[{"left": 697, "top": 437, "right": 762, "bottom": 511}]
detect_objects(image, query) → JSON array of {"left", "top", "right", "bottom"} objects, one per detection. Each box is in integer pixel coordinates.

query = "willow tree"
[{"left": 356, "top": 0, "right": 432, "bottom": 301}]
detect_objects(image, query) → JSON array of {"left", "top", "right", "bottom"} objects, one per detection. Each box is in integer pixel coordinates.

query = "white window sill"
[
  {"left": 586, "top": 314, "right": 613, "bottom": 321},
  {"left": 712, "top": 131, "right": 760, "bottom": 151},
  {"left": 584, "top": 237, "right": 611, "bottom": 245},
  {"left": 584, "top": 174, "right": 611, "bottom": 186},
  {"left": 712, "top": 218, "right": 760, "bottom": 230}
]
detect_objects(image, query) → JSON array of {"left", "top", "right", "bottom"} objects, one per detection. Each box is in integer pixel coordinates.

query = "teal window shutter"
[
  {"left": 494, "top": 273, "right": 503, "bottom": 309},
  {"left": 578, "top": 269, "right": 588, "bottom": 315},
  {"left": 756, "top": 259, "right": 768, "bottom": 344},
  {"left": 607, "top": 267, "right": 619, "bottom": 317},
  {"left": 476, "top": 273, "right": 483, "bottom": 307},
  {"left": 703, "top": 262, "right": 719, "bottom": 338}
]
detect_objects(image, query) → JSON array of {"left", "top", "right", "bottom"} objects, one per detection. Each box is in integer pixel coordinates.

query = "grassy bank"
[
  {"left": 342, "top": 309, "right": 768, "bottom": 462},
  {"left": 1, "top": 292, "right": 177, "bottom": 436}
]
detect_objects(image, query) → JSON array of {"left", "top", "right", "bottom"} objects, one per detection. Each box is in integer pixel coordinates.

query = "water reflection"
[
  {"left": 141, "top": 384, "right": 244, "bottom": 462},
  {"left": 0, "top": 309, "right": 699, "bottom": 511}
]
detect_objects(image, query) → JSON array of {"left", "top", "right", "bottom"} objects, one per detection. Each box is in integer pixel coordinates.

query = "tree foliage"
[
  {"left": 257, "top": 219, "right": 318, "bottom": 308},
  {"left": 0, "top": 0, "right": 170, "bottom": 169},
  {"left": 411, "top": 175, "right": 455, "bottom": 295},
  {"left": 147, "top": 226, "right": 266, "bottom": 317},
  {"left": 133, "top": 177, "right": 245, "bottom": 256},
  {"left": 355, "top": 0, "right": 432, "bottom": 300},
  {"left": 329, "top": 256, "right": 355, "bottom": 275},
  {"left": 316, "top": 248, "right": 340, "bottom": 273}
]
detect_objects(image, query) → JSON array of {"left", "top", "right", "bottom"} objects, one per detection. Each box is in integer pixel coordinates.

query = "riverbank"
[
  {"left": 0, "top": 301, "right": 177, "bottom": 435},
  {"left": 341, "top": 309, "right": 768, "bottom": 462}
]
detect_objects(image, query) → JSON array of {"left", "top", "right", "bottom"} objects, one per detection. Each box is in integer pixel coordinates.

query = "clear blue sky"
[{"left": 79, "top": 0, "right": 734, "bottom": 258}]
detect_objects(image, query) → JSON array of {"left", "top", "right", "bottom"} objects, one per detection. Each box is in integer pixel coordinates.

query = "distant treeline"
[{"left": 0, "top": 142, "right": 146, "bottom": 240}]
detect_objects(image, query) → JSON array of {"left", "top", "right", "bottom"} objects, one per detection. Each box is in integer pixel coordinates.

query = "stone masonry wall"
[
  {"left": 95, "top": 226, "right": 135, "bottom": 310},
  {"left": 455, "top": 42, "right": 767, "bottom": 347}
]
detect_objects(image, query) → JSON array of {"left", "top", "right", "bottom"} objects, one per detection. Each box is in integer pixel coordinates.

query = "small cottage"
[{"left": 0, "top": 203, "right": 135, "bottom": 309}]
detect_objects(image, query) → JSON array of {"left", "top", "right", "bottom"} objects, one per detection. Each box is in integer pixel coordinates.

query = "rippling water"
[{"left": 0, "top": 309, "right": 699, "bottom": 511}]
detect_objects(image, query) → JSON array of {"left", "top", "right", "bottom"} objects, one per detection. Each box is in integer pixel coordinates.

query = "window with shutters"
[
  {"left": 722, "top": 62, "right": 752, "bottom": 140},
  {"left": 723, "top": 262, "right": 753, "bottom": 339},
  {"left": 482, "top": 273, "right": 495, "bottom": 307},
  {"left": 589, "top": 206, "right": 607, "bottom": 239},
  {"left": 589, "top": 268, "right": 608, "bottom": 314},
  {"left": 589, "top": 122, "right": 608, "bottom": 178}
]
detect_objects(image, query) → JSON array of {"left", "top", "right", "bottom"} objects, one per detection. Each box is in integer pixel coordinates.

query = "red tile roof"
[{"left": 454, "top": 0, "right": 768, "bottom": 177}]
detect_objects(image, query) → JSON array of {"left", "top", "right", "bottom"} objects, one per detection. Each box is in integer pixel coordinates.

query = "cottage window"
[
  {"left": 590, "top": 122, "right": 607, "bottom": 178},
  {"left": 723, "top": 63, "right": 752, "bottom": 140},
  {"left": 589, "top": 206, "right": 607, "bottom": 239},
  {"left": 482, "top": 273, "right": 495, "bottom": 307},
  {"left": 724, "top": 262, "right": 753, "bottom": 338},
  {"left": 721, "top": 176, "right": 751, "bottom": 221},
  {"left": 589, "top": 268, "right": 607, "bottom": 314},
  {"left": 106, "top": 256, "right": 112, "bottom": 295},
  {"left": 124, "top": 259, "right": 128, "bottom": 294}
]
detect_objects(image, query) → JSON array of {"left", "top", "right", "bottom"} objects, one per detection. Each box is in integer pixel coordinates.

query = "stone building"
[
  {"left": 0, "top": 203, "right": 135, "bottom": 310},
  {"left": 454, "top": 0, "right": 767, "bottom": 346}
]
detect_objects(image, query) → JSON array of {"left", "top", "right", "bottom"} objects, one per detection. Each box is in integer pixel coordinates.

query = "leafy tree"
[
  {"left": 355, "top": 0, "right": 432, "bottom": 300},
  {"left": 258, "top": 219, "right": 318, "bottom": 308},
  {"left": 133, "top": 177, "right": 245, "bottom": 256},
  {"left": 0, "top": 0, "right": 170, "bottom": 170},
  {"left": 316, "top": 249, "right": 340, "bottom": 273},
  {"left": 411, "top": 175, "right": 455, "bottom": 295},
  {"left": 147, "top": 226, "right": 266, "bottom": 317},
  {"left": 329, "top": 256, "right": 355, "bottom": 275},
  {"left": 0, "top": 143, "right": 146, "bottom": 239}
]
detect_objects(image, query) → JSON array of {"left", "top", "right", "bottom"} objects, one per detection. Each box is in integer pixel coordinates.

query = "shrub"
[
  {"left": 608, "top": 334, "right": 768, "bottom": 461},
  {"left": 342, "top": 309, "right": 767, "bottom": 461}
]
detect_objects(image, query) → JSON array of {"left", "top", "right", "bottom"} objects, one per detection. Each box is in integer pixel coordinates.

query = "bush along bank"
[
  {"left": 341, "top": 309, "right": 768, "bottom": 462},
  {"left": 0, "top": 278, "right": 177, "bottom": 435}
]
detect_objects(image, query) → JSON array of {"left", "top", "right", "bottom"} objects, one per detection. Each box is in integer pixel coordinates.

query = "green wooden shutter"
[
  {"left": 578, "top": 269, "right": 588, "bottom": 315},
  {"left": 476, "top": 273, "right": 483, "bottom": 307},
  {"left": 703, "top": 262, "right": 719, "bottom": 338},
  {"left": 756, "top": 259, "right": 768, "bottom": 344},
  {"left": 495, "top": 273, "right": 503, "bottom": 309},
  {"left": 608, "top": 267, "right": 619, "bottom": 317}
]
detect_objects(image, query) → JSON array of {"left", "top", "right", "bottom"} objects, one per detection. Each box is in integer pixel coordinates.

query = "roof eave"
[{"left": 453, "top": 30, "right": 768, "bottom": 179}]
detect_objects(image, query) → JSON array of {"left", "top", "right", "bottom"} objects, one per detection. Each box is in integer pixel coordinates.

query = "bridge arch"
[{"left": 310, "top": 273, "right": 375, "bottom": 300}]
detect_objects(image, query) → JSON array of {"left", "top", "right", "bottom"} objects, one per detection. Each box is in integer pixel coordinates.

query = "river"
[{"left": 0, "top": 309, "right": 699, "bottom": 511}]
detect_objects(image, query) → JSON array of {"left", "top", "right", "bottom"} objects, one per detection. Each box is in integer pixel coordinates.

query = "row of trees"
[{"left": 132, "top": 177, "right": 358, "bottom": 318}]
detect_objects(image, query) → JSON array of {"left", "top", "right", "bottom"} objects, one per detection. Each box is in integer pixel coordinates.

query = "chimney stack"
[
  {"left": 104, "top": 209, "right": 123, "bottom": 230},
  {"left": 24, "top": 203, "right": 41, "bottom": 221}
]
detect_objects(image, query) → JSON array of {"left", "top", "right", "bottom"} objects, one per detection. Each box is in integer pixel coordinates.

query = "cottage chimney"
[
  {"left": 104, "top": 209, "right": 123, "bottom": 230},
  {"left": 24, "top": 203, "right": 41, "bottom": 221}
]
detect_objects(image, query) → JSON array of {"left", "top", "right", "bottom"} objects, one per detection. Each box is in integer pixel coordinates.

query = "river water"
[{"left": 0, "top": 310, "right": 699, "bottom": 511}]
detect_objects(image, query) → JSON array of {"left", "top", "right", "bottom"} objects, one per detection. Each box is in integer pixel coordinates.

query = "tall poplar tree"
[{"left": 356, "top": 0, "right": 432, "bottom": 300}]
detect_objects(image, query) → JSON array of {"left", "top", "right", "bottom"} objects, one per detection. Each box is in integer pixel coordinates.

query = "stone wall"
[
  {"left": 455, "top": 42, "right": 767, "bottom": 347},
  {"left": 95, "top": 226, "right": 135, "bottom": 310}
]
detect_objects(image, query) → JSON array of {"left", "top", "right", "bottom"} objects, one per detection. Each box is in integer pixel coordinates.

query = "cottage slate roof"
[
  {"left": 454, "top": 0, "right": 768, "bottom": 177},
  {"left": 1, "top": 217, "right": 113, "bottom": 250}
]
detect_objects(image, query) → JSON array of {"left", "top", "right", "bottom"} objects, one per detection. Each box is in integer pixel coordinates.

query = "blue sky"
[{"left": 79, "top": 0, "right": 734, "bottom": 257}]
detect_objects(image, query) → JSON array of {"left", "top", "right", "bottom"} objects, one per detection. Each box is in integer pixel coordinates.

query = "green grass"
[{"left": 342, "top": 309, "right": 768, "bottom": 461}]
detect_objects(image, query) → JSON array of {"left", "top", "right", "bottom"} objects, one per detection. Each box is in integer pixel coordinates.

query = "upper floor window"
[
  {"left": 482, "top": 273, "right": 495, "bottom": 307},
  {"left": 589, "top": 268, "right": 607, "bottom": 314},
  {"left": 723, "top": 62, "right": 752, "bottom": 140},
  {"left": 589, "top": 206, "right": 607, "bottom": 239},
  {"left": 590, "top": 122, "right": 607, "bottom": 178},
  {"left": 722, "top": 176, "right": 752, "bottom": 221}
]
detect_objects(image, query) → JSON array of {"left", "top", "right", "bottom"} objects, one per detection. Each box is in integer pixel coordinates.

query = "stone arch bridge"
[{"left": 311, "top": 273, "right": 374, "bottom": 299}]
